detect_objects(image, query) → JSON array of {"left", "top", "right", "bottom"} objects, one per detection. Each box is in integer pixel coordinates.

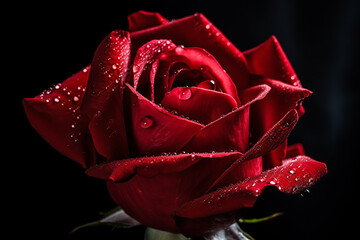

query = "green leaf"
[{"left": 144, "top": 227, "right": 190, "bottom": 240}]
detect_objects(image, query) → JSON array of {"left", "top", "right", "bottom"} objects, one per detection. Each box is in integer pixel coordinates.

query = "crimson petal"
[
  {"left": 249, "top": 75, "right": 312, "bottom": 169},
  {"left": 23, "top": 66, "right": 96, "bottom": 168},
  {"left": 244, "top": 35, "right": 301, "bottom": 87},
  {"left": 82, "top": 30, "right": 131, "bottom": 117},
  {"left": 86, "top": 152, "right": 242, "bottom": 182},
  {"left": 182, "top": 84, "right": 270, "bottom": 154},
  {"left": 132, "top": 39, "right": 176, "bottom": 92},
  {"left": 160, "top": 87, "right": 237, "bottom": 125},
  {"left": 176, "top": 155, "right": 327, "bottom": 219},
  {"left": 205, "top": 108, "right": 299, "bottom": 192},
  {"left": 159, "top": 46, "right": 240, "bottom": 104},
  {"left": 130, "top": 13, "right": 249, "bottom": 90},
  {"left": 96, "top": 152, "right": 243, "bottom": 233},
  {"left": 128, "top": 11, "right": 169, "bottom": 32},
  {"left": 126, "top": 83, "right": 203, "bottom": 156},
  {"left": 81, "top": 30, "right": 131, "bottom": 162}
]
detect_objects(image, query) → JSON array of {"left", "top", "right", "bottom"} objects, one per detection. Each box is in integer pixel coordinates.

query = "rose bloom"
[{"left": 24, "top": 11, "right": 327, "bottom": 237}]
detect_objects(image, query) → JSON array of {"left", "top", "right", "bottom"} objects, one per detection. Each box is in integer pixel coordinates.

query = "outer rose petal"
[
  {"left": 244, "top": 35, "right": 301, "bottom": 87},
  {"left": 249, "top": 75, "right": 312, "bottom": 169},
  {"left": 128, "top": 11, "right": 169, "bottom": 32},
  {"left": 130, "top": 13, "right": 249, "bottom": 90},
  {"left": 100, "top": 152, "right": 259, "bottom": 234},
  {"left": 82, "top": 30, "right": 130, "bottom": 116},
  {"left": 125, "top": 83, "right": 204, "bottom": 156},
  {"left": 86, "top": 152, "right": 242, "bottom": 182},
  {"left": 175, "top": 155, "right": 327, "bottom": 219},
  {"left": 82, "top": 30, "right": 131, "bottom": 162},
  {"left": 23, "top": 66, "right": 96, "bottom": 168},
  {"left": 206, "top": 108, "right": 299, "bottom": 192}
]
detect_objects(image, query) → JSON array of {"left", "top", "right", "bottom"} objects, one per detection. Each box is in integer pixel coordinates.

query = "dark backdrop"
[{"left": 10, "top": 0, "right": 359, "bottom": 239}]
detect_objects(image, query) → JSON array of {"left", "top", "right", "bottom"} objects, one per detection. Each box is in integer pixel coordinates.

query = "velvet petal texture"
[{"left": 23, "top": 66, "right": 96, "bottom": 168}]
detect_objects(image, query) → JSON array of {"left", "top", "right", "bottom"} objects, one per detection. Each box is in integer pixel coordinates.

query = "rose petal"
[
  {"left": 81, "top": 30, "right": 131, "bottom": 117},
  {"left": 130, "top": 13, "right": 249, "bottom": 91},
  {"left": 286, "top": 143, "right": 305, "bottom": 158},
  {"left": 86, "top": 152, "right": 242, "bottom": 181},
  {"left": 81, "top": 30, "right": 131, "bottom": 163},
  {"left": 100, "top": 151, "right": 244, "bottom": 233},
  {"left": 88, "top": 87, "right": 129, "bottom": 161},
  {"left": 132, "top": 39, "right": 176, "bottom": 92},
  {"left": 159, "top": 46, "right": 240, "bottom": 104},
  {"left": 128, "top": 11, "right": 169, "bottom": 32},
  {"left": 181, "top": 84, "right": 271, "bottom": 154},
  {"left": 176, "top": 155, "right": 327, "bottom": 219},
  {"left": 244, "top": 35, "right": 301, "bottom": 87},
  {"left": 125, "top": 83, "right": 204, "bottom": 156},
  {"left": 205, "top": 108, "right": 299, "bottom": 193},
  {"left": 23, "top": 66, "right": 96, "bottom": 168},
  {"left": 160, "top": 87, "right": 237, "bottom": 125},
  {"left": 249, "top": 75, "right": 312, "bottom": 169}
]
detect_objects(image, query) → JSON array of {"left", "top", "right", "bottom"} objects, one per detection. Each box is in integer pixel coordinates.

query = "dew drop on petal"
[
  {"left": 179, "top": 88, "right": 192, "bottom": 100},
  {"left": 280, "top": 122, "right": 290, "bottom": 130},
  {"left": 72, "top": 96, "right": 80, "bottom": 102},
  {"left": 140, "top": 116, "right": 153, "bottom": 129},
  {"left": 53, "top": 97, "right": 60, "bottom": 103}
]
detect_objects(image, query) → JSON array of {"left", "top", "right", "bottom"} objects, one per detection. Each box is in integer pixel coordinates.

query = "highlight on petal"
[
  {"left": 23, "top": 66, "right": 97, "bottom": 168},
  {"left": 128, "top": 11, "right": 169, "bottom": 32},
  {"left": 244, "top": 35, "right": 301, "bottom": 87},
  {"left": 176, "top": 155, "right": 327, "bottom": 219}
]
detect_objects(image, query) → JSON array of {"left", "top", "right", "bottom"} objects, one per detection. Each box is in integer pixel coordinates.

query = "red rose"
[{"left": 23, "top": 11, "right": 327, "bottom": 237}]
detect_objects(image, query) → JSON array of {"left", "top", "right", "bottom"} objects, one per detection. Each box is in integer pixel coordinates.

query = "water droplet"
[
  {"left": 53, "top": 97, "right": 60, "bottom": 103},
  {"left": 179, "top": 88, "right": 192, "bottom": 100},
  {"left": 140, "top": 116, "right": 153, "bottom": 128},
  {"left": 269, "top": 180, "right": 276, "bottom": 185},
  {"left": 112, "top": 64, "right": 118, "bottom": 70},
  {"left": 72, "top": 96, "right": 80, "bottom": 102},
  {"left": 300, "top": 189, "right": 310, "bottom": 197},
  {"left": 280, "top": 122, "right": 290, "bottom": 130},
  {"left": 289, "top": 170, "right": 295, "bottom": 174},
  {"left": 205, "top": 23, "right": 211, "bottom": 29}
]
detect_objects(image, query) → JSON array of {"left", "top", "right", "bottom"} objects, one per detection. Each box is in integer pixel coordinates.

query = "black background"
[{"left": 9, "top": 0, "right": 359, "bottom": 239}]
